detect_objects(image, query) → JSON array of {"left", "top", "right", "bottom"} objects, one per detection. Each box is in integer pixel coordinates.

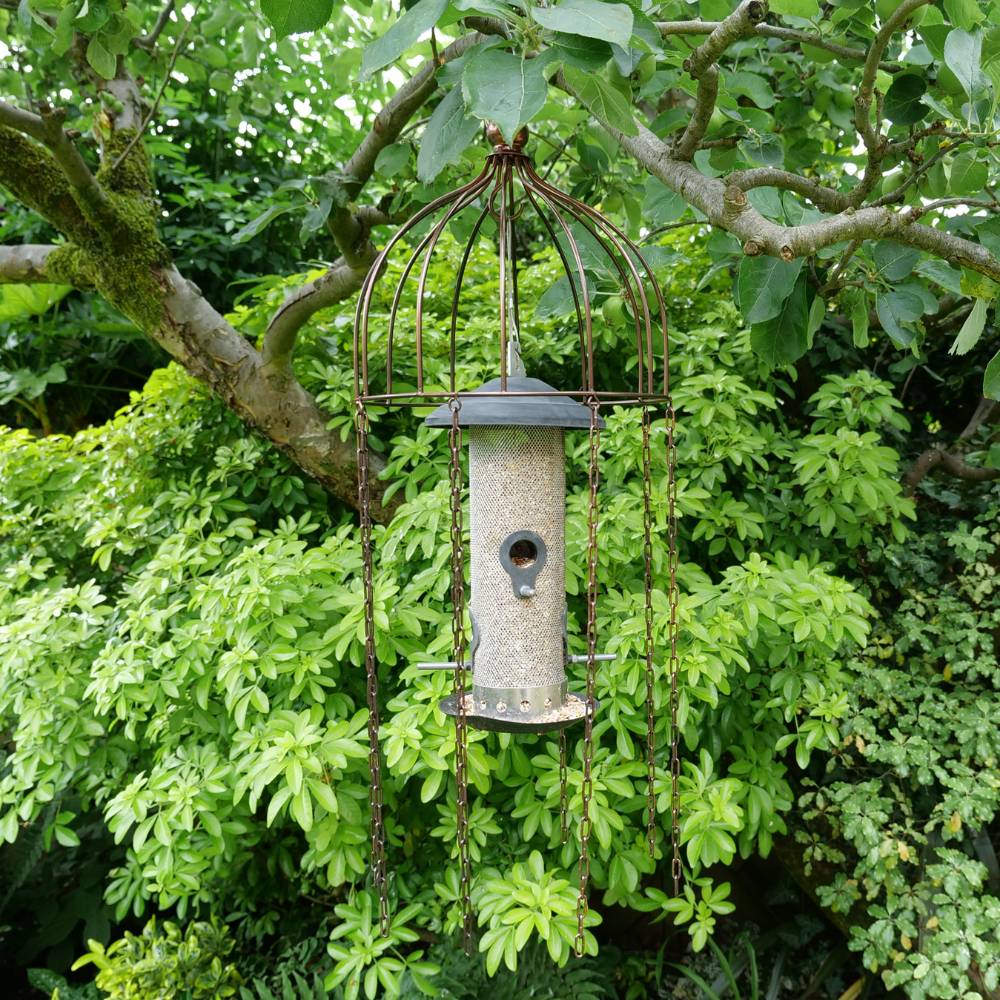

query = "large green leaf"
[
  {"left": 552, "top": 33, "right": 613, "bottom": 71},
  {"left": 985, "top": 349, "right": 1000, "bottom": 400},
  {"left": 416, "top": 87, "right": 480, "bottom": 182},
  {"left": 737, "top": 256, "right": 804, "bottom": 325},
  {"left": 943, "top": 28, "right": 989, "bottom": 100},
  {"left": 260, "top": 0, "right": 334, "bottom": 39},
  {"left": 884, "top": 73, "right": 928, "bottom": 124},
  {"left": 949, "top": 150, "right": 989, "bottom": 195},
  {"left": 532, "top": 0, "right": 634, "bottom": 48},
  {"left": 872, "top": 241, "right": 920, "bottom": 282},
  {"left": 643, "top": 177, "right": 687, "bottom": 226},
  {"left": 749, "top": 275, "right": 809, "bottom": 366},
  {"left": 875, "top": 288, "right": 924, "bottom": 346},
  {"left": 562, "top": 65, "right": 637, "bottom": 135},
  {"left": 769, "top": 0, "right": 820, "bottom": 15},
  {"left": 359, "top": 0, "right": 447, "bottom": 80},
  {"left": 462, "top": 48, "right": 548, "bottom": 142},
  {"left": 0, "top": 283, "right": 71, "bottom": 321},
  {"left": 949, "top": 297, "right": 988, "bottom": 355}
]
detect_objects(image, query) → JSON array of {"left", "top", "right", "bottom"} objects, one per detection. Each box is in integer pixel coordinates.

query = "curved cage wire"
[
  {"left": 353, "top": 126, "right": 671, "bottom": 407},
  {"left": 352, "top": 126, "right": 682, "bottom": 947}
]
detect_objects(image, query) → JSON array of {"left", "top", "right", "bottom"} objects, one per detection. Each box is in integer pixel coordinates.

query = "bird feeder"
[{"left": 352, "top": 125, "right": 681, "bottom": 949}]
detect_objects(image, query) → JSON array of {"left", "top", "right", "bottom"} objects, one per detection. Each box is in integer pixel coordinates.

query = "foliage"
[
  {"left": 797, "top": 496, "right": 1000, "bottom": 999},
  {"left": 69, "top": 917, "right": 241, "bottom": 1000}
]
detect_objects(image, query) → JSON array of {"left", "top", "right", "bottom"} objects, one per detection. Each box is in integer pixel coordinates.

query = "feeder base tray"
[{"left": 439, "top": 691, "right": 590, "bottom": 733}]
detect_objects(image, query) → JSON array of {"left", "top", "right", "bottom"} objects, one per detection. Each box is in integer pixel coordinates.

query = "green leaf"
[
  {"left": 643, "top": 177, "right": 686, "bottom": 226},
  {"left": 949, "top": 297, "right": 988, "bottom": 355},
  {"left": 86, "top": 37, "right": 116, "bottom": 80},
  {"left": 232, "top": 203, "right": 292, "bottom": 244},
  {"left": 462, "top": 48, "right": 548, "bottom": 142},
  {"left": 375, "top": 143, "right": 411, "bottom": 178},
  {"left": 416, "top": 86, "right": 480, "bottom": 182},
  {"left": 552, "top": 33, "right": 613, "bottom": 71},
  {"left": 750, "top": 274, "right": 809, "bottom": 366},
  {"left": 52, "top": 3, "right": 76, "bottom": 56},
  {"left": 850, "top": 291, "right": 870, "bottom": 347},
  {"left": 360, "top": 0, "right": 447, "bottom": 80},
  {"left": 260, "top": 0, "right": 334, "bottom": 39},
  {"left": 949, "top": 150, "right": 988, "bottom": 195},
  {"left": 884, "top": 73, "right": 928, "bottom": 124},
  {"left": 0, "top": 283, "right": 71, "bottom": 320},
  {"left": 943, "top": 28, "right": 989, "bottom": 100},
  {"left": 769, "top": 0, "right": 820, "bottom": 15},
  {"left": 532, "top": 0, "right": 634, "bottom": 48},
  {"left": 984, "top": 349, "right": 1000, "bottom": 400},
  {"left": 737, "top": 256, "right": 804, "bottom": 325},
  {"left": 725, "top": 70, "right": 776, "bottom": 109},
  {"left": 943, "top": 0, "right": 984, "bottom": 31},
  {"left": 562, "top": 65, "right": 637, "bottom": 135},
  {"left": 875, "top": 288, "right": 923, "bottom": 346},
  {"left": 872, "top": 241, "right": 920, "bottom": 281}
]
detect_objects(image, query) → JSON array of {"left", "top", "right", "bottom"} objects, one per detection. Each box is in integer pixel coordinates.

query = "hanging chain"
[
  {"left": 448, "top": 399, "right": 474, "bottom": 952},
  {"left": 575, "top": 399, "right": 601, "bottom": 957},
  {"left": 558, "top": 729, "right": 568, "bottom": 845},
  {"left": 355, "top": 399, "right": 389, "bottom": 935},
  {"left": 666, "top": 399, "right": 682, "bottom": 897},
  {"left": 640, "top": 405, "right": 657, "bottom": 858}
]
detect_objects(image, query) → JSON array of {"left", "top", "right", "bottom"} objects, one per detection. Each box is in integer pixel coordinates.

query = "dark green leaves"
[
  {"left": 750, "top": 275, "right": 809, "bottom": 367},
  {"left": 261, "top": 0, "right": 334, "bottom": 39},
  {"left": 417, "top": 87, "right": 480, "bottom": 182},
  {"left": 984, "top": 349, "right": 1000, "bottom": 400},
  {"left": 872, "top": 242, "right": 920, "bottom": 282},
  {"left": 737, "top": 256, "right": 804, "bottom": 326},
  {"left": 462, "top": 48, "right": 548, "bottom": 142},
  {"left": 532, "top": 0, "right": 634, "bottom": 48},
  {"left": 563, "top": 65, "right": 637, "bottom": 135},
  {"left": 884, "top": 73, "right": 927, "bottom": 124},
  {"left": 552, "top": 33, "right": 613, "bottom": 71},
  {"left": 875, "top": 288, "right": 924, "bottom": 346},
  {"left": 643, "top": 178, "right": 686, "bottom": 226},
  {"left": 359, "top": 0, "right": 447, "bottom": 79},
  {"left": 232, "top": 204, "right": 292, "bottom": 244}
]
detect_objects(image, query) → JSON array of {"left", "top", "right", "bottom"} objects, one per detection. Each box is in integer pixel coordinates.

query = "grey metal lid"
[{"left": 424, "top": 377, "right": 603, "bottom": 428}]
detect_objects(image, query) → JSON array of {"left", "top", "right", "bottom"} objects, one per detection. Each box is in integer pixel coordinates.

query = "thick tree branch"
[
  {"left": 135, "top": 0, "right": 176, "bottom": 50},
  {"left": 673, "top": 66, "right": 718, "bottom": 161},
  {"left": 683, "top": 0, "right": 767, "bottom": 80},
  {"left": 724, "top": 167, "right": 850, "bottom": 213},
  {"left": 263, "top": 33, "right": 485, "bottom": 371},
  {"left": 0, "top": 100, "right": 110, "bottom": 223},
  {"left": 0, "top": 244, "right": 74, "bottom": 284}
]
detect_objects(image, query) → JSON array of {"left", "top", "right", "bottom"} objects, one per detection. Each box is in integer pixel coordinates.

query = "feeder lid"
[{"left": 424, "top": 377, "right": 603, "bottom": 429}]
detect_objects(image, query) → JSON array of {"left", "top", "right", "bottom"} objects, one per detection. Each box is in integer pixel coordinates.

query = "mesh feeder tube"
[{"left": 425, "top": 377, "right": 605, "bottom": 734}]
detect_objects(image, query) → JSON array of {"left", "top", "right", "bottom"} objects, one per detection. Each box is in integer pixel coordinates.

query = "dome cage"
[{"left": 352, "top": 125, "right": 682, "bottom": 951}]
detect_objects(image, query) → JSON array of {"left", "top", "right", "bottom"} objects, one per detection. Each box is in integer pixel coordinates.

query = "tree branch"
[
  {"left": 262, "top": 33, "right": 485, "bottom": 372},
  {"left": 673, "top": 66, "right": 718, "bottom": 161},
  {"left": 0, "top": 244, "right": 71, "bottom": 284},
  {"left": 135, "top": 0, "right": 176, "bottom": 50},
  {"left": 683, "top": 0, "right": 767, "bottom": 80},
  {"left": 724, "top": 167, "right": 851, "bottom": 213}
]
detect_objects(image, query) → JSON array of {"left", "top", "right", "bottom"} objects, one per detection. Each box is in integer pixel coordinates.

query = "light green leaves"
[
  {"left": 562, "top": 65, "right": 637, "bottom": 135},
  {"left": 417, "top": 87, "right": 480, "bottom": 182},
  {"left": 462, "top": 48, "right": 549, "bottom": 142},
  {"left": 737, "top": 256, "right": 804, "bottom": 325},
  {"left": 949, "top": 298, "right": 988, "bottom": 355},
  {"left": 532, "top": 0, "right": 634, "bottom": 48},
  {"left": 943, "top": 28, "right": 990, "bottom": 100},
  {"left": 984, "top": 350, "right": 1000, "bottom": 400},
  {"left": 949, "top": 150, "right": 989, "bottom": 195},
  {"left": 769, "top": 0, "right": 820, "bottom": 16},
  {"left": 359, "top": 0, "right": 447, "bottom": 79},
  {"left": 643, "top": 177, "right": 687, "bottom": 226},
  {"left": 261, "top": 0, "right": 334, "bottom": 39},
  {"left": 86, "top": 37, "right": 116, "bottom": 80}
]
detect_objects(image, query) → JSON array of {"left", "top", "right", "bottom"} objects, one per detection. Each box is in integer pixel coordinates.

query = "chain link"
[
  {"left": 355, "top": 400, "right": 389, "bottom": 935},
  {"left": 575, "top": 399, "right": 601, "bottom": 957},
  {"left": 640, "top": 405, "right": 657, "bottom": 858},
  {"left": 666, "top": 400, "right": 682, "bottom": 896},
  {"left": 558, "top": 729, "right": 568, "bottom": 845},
  {"left": 448, "top": 400, "right": 474, "bottom": 953}
]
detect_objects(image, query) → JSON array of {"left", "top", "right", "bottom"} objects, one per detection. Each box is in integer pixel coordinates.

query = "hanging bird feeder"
[{"left": 353, "top": 125, "right": 681, "bottom": 953}]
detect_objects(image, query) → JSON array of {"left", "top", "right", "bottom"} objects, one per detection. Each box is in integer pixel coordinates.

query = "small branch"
[
  {"left": 673, "top": 66, "right": 718, "bottom": 161},
  {"left": 820, "top": 238, "right": 862, "bottom": 293},
  {"left": 683, "top": 0, "right": 767, "bottom": 80},
  {"left": 725, "top": 167, "right": 850, "bottom": 213},
  {"left": 135, "top": 0, "right": 176, "bottom": 50}
]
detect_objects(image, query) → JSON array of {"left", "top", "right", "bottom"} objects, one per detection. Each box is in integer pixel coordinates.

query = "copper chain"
[
  {"left": 355, "top": 400, "right": 389, "bottom": 934},
  {"left": 448, "top": 400, "right": 474, "bottom": 952},
  {"left": 666, "top": 400, "right": 682, "bottom": 896},
  {"left": 640, "top": 405, "right": 657, "bottom": 858},
  {"left": 558, "top": 729, "right": 568, "bottom": 845},
  {"left": 575, "top": 399, "right": 601, "bottom": 957}
]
